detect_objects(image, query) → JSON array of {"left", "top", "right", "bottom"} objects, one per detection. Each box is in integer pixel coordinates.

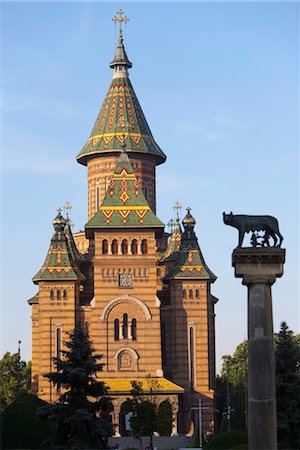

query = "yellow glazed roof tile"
[{"left": 99, "top": 377, "right": 184, "bottom": 393}]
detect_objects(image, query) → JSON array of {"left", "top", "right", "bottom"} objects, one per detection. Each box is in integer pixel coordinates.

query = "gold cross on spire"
[
  {"left": 173, "top": 201, "right": 182, "bottom": 220},
  {"left": 112, "top": 9, "right": 129, "bottom": 31}
]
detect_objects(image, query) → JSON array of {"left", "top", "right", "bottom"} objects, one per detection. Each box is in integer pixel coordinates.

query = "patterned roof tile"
[{"left": 77, "top": 73, "right": 166, "bottom": 165}]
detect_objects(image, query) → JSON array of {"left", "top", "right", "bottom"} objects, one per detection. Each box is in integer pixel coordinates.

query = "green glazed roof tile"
[
  {"left": 27, "top": 293, "right": 39, "bottom": 305},
  {"left": 77, "top": 77, "right": 166, "bottom": 165}
]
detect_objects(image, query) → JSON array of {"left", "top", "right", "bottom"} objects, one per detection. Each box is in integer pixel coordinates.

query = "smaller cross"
[
  {"left": 63, "top": 201, "right": 72, "bottom": 219},
  {"left": 112, "top": 9, "right": 129, "bottom": 31},
  {"left": 57, "top": 207, "right": 62, "bottom": 214},
  {"left": 186, "top": 206, "right": 191, "bottom": 214},
  {"left": 173, "top": 201, "right": 182, "bottom": 220},
  {"left": 168, "top": 218, "right": 175, "bottom": 233}
]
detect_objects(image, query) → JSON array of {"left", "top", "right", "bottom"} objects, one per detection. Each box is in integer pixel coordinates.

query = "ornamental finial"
[
  {"left": 182, "top": 207, "right": 196, "bottom": 230},
  {"left": 112, "top": 9, "right": 129, "bottom": 32}
]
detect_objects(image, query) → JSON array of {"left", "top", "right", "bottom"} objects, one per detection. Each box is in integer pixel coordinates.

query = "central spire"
[
  {"left": 77, "top": 10, "right": 166, "bottom": 166},
  {"left": 110, "top": 10, "right": 132, "bottom": 78}
]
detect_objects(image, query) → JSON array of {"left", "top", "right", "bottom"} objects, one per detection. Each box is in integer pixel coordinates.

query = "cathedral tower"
[{"left": 77, "top": 17, "right": 166, "bottom": 219}]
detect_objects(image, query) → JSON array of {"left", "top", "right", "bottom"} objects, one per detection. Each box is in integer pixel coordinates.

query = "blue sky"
[{"left": 1, "top": 2, "right": 299, "bottom": 372}]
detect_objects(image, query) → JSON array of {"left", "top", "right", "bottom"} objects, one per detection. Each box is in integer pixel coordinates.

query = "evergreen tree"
[
  {"left": 38, "top": 324, "right": 113, "bottom": 449},
  {"left": 275, "top": 321, "right": 300, "bottom": 449}
]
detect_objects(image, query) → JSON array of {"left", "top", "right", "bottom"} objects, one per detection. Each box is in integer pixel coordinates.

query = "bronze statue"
[{"left": 223, "top": 212, "right": 283, "bottom": 248}]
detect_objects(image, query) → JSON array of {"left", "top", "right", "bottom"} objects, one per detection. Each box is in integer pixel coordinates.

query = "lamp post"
[{"left": 17, "top": 340, "right": 21, "bottom": 397}]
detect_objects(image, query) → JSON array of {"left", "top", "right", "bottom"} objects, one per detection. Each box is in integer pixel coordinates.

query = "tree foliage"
[
  {"left": 157, "top": 400, "right": 173, "bottom": 436},
  {"left": 124, "top": 379, "right": 173, "bottom": 447},
  {"left": 0, "top": 352, "right": 31, "bottom": 408},
  {"left": 217, "top": 341, "right": 248, "bottom": 432},
  {"left": 1, "top": 394, "right": 50, "bottom": 449},
  {"left": 275, "top": 321, "right": 300, "bottom": 449},
  {"left": 38, "top": 324, "right": 113, "bottom": 449},
  {"left": 217, "top": 322, "right": 300, "bottom": 449}
]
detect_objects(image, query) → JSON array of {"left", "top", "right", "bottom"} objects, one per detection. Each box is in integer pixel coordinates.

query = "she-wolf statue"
[{"left": 223, "top": 212, "right": 283, "bottom": 248}]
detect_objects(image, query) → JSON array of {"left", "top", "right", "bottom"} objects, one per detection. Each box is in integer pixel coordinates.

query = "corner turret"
[
  {"left": 33, "top": 210, "right": 85, "bottom": 283},
  {"left": 166, "top": 208, "right": 216, "bottom": 281}
]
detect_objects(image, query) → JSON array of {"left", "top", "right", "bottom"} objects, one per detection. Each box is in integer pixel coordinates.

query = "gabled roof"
[
  {"left": 77, "top": 30, "right": 166, "bottom": 166},
  {"left": 166, "top": 209, "right": 216, "bottom": 281},
  {"left": 160, "top": 219, "right": 182, "bottom": 262},
  {"left": 86, "top": 152, "right": 164, "bottom": 231},
  {"left": 33, "top": 212, "right": 85, "bottom": 283}
]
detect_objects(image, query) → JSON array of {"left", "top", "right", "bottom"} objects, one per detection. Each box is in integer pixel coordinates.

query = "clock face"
[{"left": 119, "top": 274, "right": 132, "bottom": 288}]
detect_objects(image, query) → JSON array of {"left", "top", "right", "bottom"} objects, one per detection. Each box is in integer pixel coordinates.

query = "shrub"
[
  {"left": 203, "top": 430, "right": 248, "bottom": 450},
  {"left": 0, "top": 393, "right": 50, "bottom": 449}
]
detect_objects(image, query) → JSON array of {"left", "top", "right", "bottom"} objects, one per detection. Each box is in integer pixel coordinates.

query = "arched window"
[
  {"left": 57, "top": 290, "right": 61, "bottom": 300},
  {"left": 63, "top": 290, "right": 68, "bottom": 301},
  {"left": 157, "top": 268, "right": 161, "bottom": 277},
  {"left": 196, "top": 289, "right": 200, "bottom": 299},
  {"left": 189, "top": 289, "right": 193, "bottom": 299},
  {"left": 189, "top": 326, "right": 195, "bottom": 388},
  {"left": 112, "top": 239, "right": 118, "bottom": 255},
  {"left": 122, "top": 313, "right": 128, "bottom": 339},
  {"left": 96, "top": 185, "right": 100, "bottom": 209},
  {"left": 56, "top": 327, "right": 62, "bottom": 390},
  {"left": 50, "top": 290, "right": 54, "bottom": 300},
  {"left": 131, "top": 239, "right": 138, "bottom": 255},
  {"left": 114, "top": 319, "right": 120, "bottom": 341},
  {"left": 141, "top": 239, "right": 148, "bottom": 254},
  {"left": 102, "top": 239, "right": 108, "bottom": 254},
  {"left": 131, "top": 318, "right": 137, "bottom": 341},
  {"left": 56, "top": 327, "right": 61, "bottom": 359},
  {"left": 183, "top": 289, "right": 187, "bottom": 299},
  {"left": 121, "top": 239, "right": 128, "bottom": 255}
]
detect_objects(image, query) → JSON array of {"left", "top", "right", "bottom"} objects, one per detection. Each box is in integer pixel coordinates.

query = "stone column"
[{"left": 232, "top": 248, "right": 285, "bottom": 450}]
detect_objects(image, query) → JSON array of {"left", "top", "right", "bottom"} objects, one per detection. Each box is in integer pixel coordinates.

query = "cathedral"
[{"left": 28, "top": 11, "right": 218, "bottom": 436}]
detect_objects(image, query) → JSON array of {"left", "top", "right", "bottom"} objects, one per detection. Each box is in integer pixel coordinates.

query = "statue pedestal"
[{"left": 232, "top": 247, "right": 285, "bottom": 450}]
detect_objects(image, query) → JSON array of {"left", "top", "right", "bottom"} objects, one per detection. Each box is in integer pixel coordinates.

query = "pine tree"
[
  {"left": 38, "top": 324, "right": 113, "bottom": 449},
  {"left": 276, "top": 321, "right": 300, "bottom": 450}
]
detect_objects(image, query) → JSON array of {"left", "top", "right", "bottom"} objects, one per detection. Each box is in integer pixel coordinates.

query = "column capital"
[{"left": 232, "top": 247, "right": 286, "bottom": 286}]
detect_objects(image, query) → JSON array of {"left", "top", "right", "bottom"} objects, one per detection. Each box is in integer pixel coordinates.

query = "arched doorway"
[{"left": 119, "top": 400, "right": 134, "bottom": 437}]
